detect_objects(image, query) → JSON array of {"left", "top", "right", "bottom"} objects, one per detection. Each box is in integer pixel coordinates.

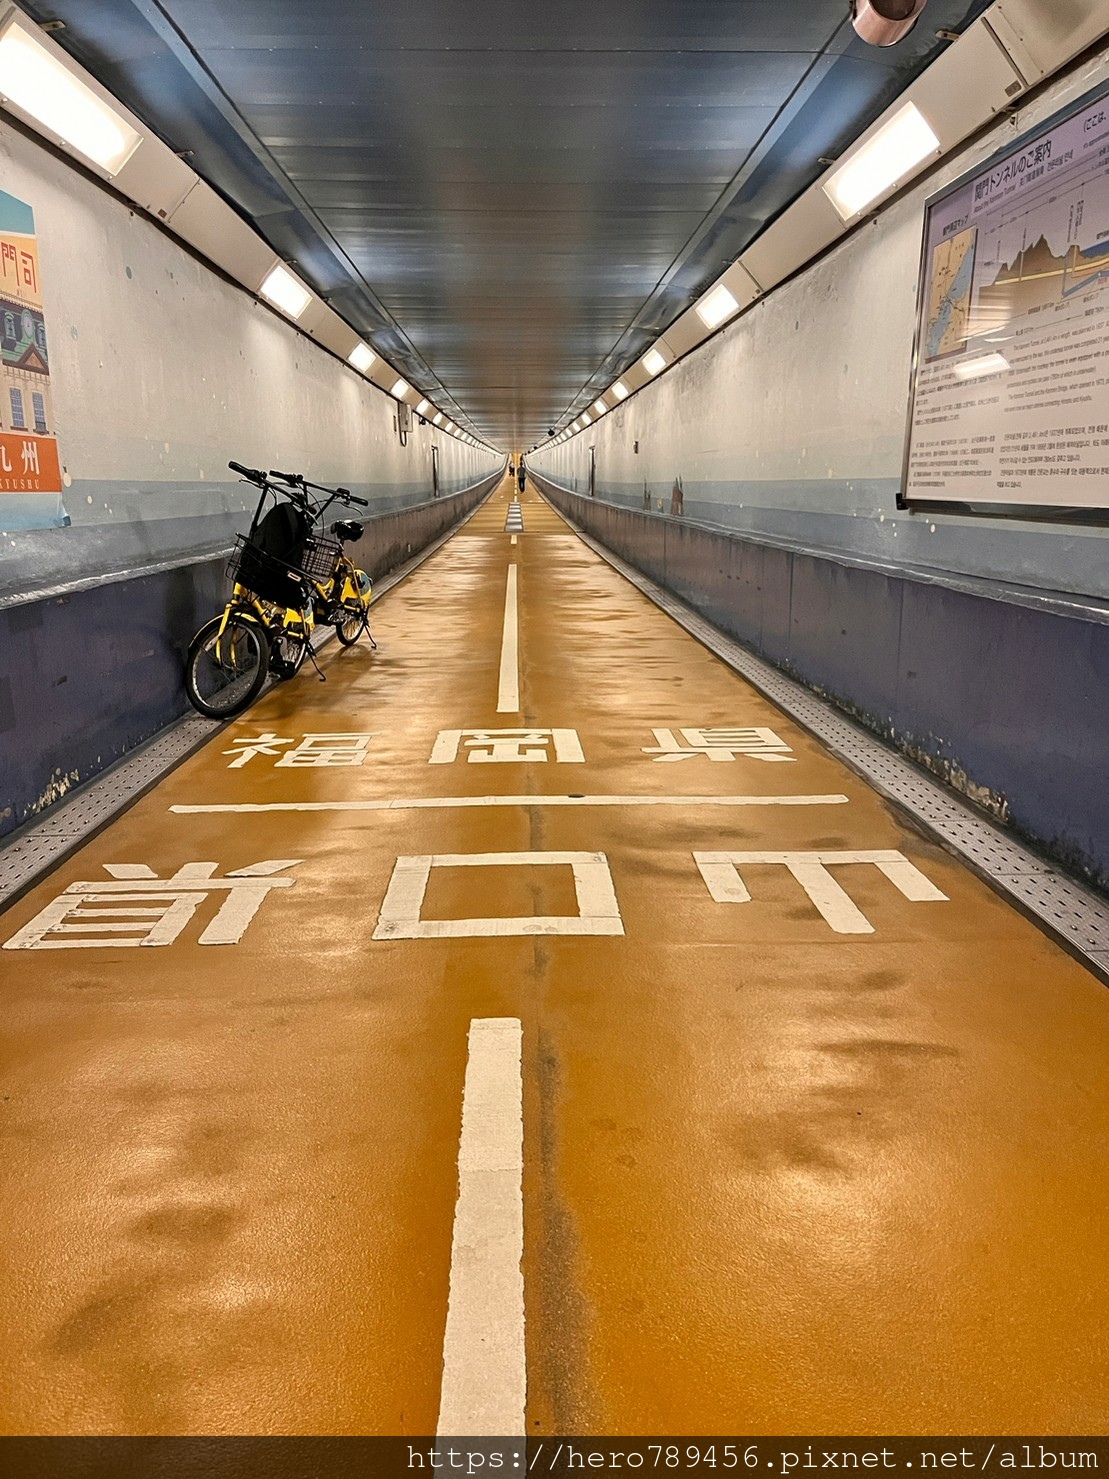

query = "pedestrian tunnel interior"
[{"left": 1, "top": 0, "right": 1109, "bottom": 1448}]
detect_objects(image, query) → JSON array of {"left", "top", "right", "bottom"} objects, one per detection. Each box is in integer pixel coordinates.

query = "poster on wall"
[
  {"left": 0, "top": 187, "right": 67, "bottom": 528},
  {"left": 901, "top": 81, "right": 1109, "bottom": 515}
]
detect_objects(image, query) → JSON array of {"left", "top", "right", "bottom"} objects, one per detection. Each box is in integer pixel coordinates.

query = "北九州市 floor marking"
[
  {"left": 374, "top": 851, "right": 624, "bottom": 939},
  {"left": 694, "top": 849, "right": 948, "bottom": 934},
  {"left": 497, "top": 564, "right": 519, "bottom": 713},
  {"left": 437, "top": 1017, "right": 525, "bottom": 1437},
  {"left": 169, "top": 793, "right": 851, "bottom": 814}
]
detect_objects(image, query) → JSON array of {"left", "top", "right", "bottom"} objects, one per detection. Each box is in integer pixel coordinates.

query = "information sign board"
[{"left": 903, "top": 82, "right": 1109, "bottom": 515}]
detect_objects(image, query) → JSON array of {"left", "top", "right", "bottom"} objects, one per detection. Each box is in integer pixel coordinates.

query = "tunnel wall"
[
  {"left": 530, "top": 48, "right": 1109, "bottom": 600},
  {"left": 0, "top": 113, "right": 503, "bottom": 837},
  {"left": 530, "top": 45, "right": 1109, "bottom": 892},
  {"left": 0, "top": 116, "right": 502, "bottom": 603},
  {"left": 0, "top": 475, "right": 497, "bottom": 840},
  {"left": 529, "top": 46, "right": 1109, "bottom": 893}
]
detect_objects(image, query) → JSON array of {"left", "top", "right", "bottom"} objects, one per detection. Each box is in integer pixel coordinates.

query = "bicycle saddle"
[{"left": 330, "top": 519, "right": 364, "bottom": 543}]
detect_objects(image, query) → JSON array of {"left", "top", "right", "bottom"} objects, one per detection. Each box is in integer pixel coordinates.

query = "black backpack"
[{"left": 251, "top": 501, "right": 311, "bottom": 566}]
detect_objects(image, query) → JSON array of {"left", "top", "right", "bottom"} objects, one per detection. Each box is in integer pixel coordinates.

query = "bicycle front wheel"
[{"left": 186, "top": 612, "right": 270, "bottom": 718}]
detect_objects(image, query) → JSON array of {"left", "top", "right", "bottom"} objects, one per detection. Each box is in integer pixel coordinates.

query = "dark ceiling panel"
[
  {"left": 152, "top": 0, "right": 849, "bottom": 54},
  {"left": 17, "top": 0, "right": 994, "bottom": 446}
]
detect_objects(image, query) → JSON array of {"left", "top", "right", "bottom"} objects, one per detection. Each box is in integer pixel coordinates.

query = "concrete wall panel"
[
  {"left": 537, "top": 478, "right": 1109, "bottom": 892},
  {"left": 785, "top": 556, "right": 903, "bottom": 730}
]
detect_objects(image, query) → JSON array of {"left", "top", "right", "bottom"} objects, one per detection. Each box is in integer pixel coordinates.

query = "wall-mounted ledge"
[
  {"left": 0, "top": 472, "right": 503, "bottom": 610},
  {"left": 534, "top": 476, "right": 1109, "bottom": 630}
]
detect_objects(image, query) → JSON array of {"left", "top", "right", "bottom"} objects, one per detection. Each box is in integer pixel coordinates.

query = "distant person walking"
[
  {"left": 517, "top": 459, "right": 526, "bottom": 494},
  {"left": 508, "top": 461, "right": 515, "bottom": 479}
]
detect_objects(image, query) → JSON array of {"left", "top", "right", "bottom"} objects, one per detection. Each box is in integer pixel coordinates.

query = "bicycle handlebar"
[
  {"left": 228, "top": 460, "right": 266, "bottom": 483},
  {"left": 269, "top": 469, "right": 369, "bottom": 509},
  {"left": 234, "top": 462, "right": 369, "bottom": 516}
]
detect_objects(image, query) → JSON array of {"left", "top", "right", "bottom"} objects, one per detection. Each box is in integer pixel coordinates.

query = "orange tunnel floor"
[{"left": 1, "top": 476, "right": 1107, "bottom": 1436}]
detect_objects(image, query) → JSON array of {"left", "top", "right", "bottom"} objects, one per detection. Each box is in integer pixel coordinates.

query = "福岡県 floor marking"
[
  {"left": 497, "top": 563, "right": 520, "bottom": 713},
  {"left": 429, "top": 728, "right": 586, "bottom": 764},
  {"left": 169, "top": 792, "right": 851, "bottom": 815},
  {"left": 437, "top": 1017, "right": 525, "bottom": 1437}
]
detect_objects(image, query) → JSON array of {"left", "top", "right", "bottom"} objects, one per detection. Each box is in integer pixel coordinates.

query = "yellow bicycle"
[{"left": 184, "top": 462, "right": 374, "bottom": 718}]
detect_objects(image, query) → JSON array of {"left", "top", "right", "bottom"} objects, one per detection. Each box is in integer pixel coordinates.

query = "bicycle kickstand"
[{"left": 306, "top": 641, "right": 327, "bottom": 682}]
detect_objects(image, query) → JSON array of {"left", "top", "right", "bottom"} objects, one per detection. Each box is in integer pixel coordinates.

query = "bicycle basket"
[
  {"left": 300, "top": 535, "right": 342, "bottom": 582},
  {"left": 229, "top": 536, "right": 309, "bottom": 607}
]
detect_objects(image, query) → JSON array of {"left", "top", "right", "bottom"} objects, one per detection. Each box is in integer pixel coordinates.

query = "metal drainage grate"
[
  {"left": 0, "top": 491, "right": 494, "bottom": 914},
  {"left": 563, "top": 515, "right": 1109, "bottom": 984},
  {"left": 0, "top": 713, "right": 220, "bottom": 908}
]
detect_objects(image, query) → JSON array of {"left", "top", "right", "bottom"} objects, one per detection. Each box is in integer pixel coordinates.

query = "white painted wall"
[
  {"left": 0, "top": 116, "right": 500, "bottom": 592},
  {"left": 533, "top": 44, "right": 1109, "bottom": 600}
]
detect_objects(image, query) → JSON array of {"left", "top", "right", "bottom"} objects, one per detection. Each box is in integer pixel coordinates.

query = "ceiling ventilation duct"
[{"left": 851, "top": 0, "right": 927, "bottom": 46}]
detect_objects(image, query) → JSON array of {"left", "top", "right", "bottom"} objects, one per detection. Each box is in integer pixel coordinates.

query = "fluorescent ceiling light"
[
  {"left": 823, "top": 101, "right": 940, "bottom": 222},
  {"left": 348, "top": 342, "right": 375, "bottom": 373},
  {"left": 953, "top": 351, "right": 1009, "bottom": 382},
  {"left": 416, "top": 398, "right": 430, "bottom": 416},
  {"left": 446, "top": 421, "right": 456, "bottom": 432},
  {"left": 260, "top": 264, "right": 312, "bottom": 320},
  {"left": 581, "top": 412, "right": 592, "bottom": 426},
  {"left": 433, "top": 413, "right": 444, "bottom": 426},
  {"left": 641, "top": 347, "right": 668, "bottom": 377},
  {"left": 391, "top": 378, "right": 410, "bottom": 399},
  {"left": 696, "top": 283, "right": 740, "bottom": 329},
  {"left": 611, "top": 380, "right": 629, "bottom": 401},
  {"left": 592, "top": 398, "right": 607, "bottom": 416},
  {"left": 0, "top": 15, "right": 142, "bottom": 176}
]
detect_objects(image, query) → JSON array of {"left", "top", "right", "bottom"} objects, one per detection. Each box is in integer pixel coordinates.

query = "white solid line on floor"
[
  {"left": 437, "top": 1016, "right": 525, "bottom": 1437},
  {"left": 497, "top": 564, "right": 519, "bottom": 713},
  {"left": 170, "top": 793, "right": 851, "bottom": 814}
]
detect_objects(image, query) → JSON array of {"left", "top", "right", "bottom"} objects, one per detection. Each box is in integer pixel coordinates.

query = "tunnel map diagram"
[
  {"left": 924, "top": 226, "right": 977, "bottom": 360},
  {"left": 906, "top": 83, "right": 1109, "bottom": 509}
]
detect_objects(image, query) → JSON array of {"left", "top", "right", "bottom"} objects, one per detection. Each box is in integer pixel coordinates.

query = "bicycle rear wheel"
[
  {"left": 186, "top": 612, "right": 270, "bottom": 718},
  {"left": 334, "top": 603, "right": 367, "bottom": 646}
]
